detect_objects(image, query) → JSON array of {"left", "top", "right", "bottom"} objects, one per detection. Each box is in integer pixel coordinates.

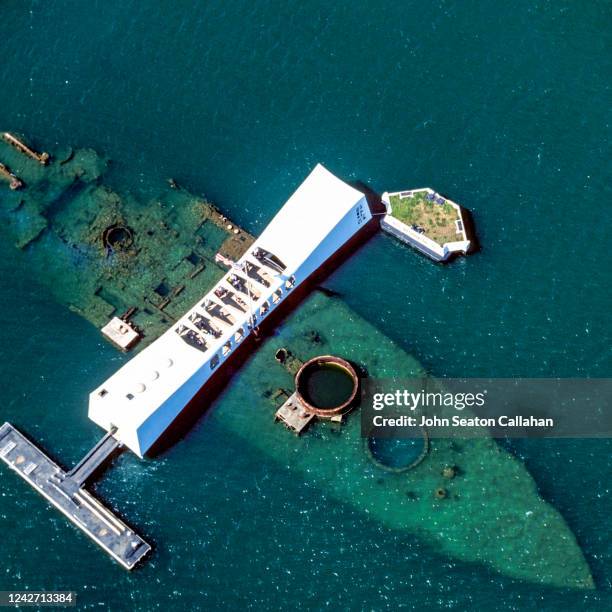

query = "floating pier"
[
  {"left": 2, "top": 132, "right": 50, "bottom": 164},
  {"left": 0, "top": 423, "right": 151, "bottom": 570}
]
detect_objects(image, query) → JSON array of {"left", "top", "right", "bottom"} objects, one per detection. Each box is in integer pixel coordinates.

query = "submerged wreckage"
[
  {"left": 0, "top": 135, "right": 383, "bottom": 568},
  {"left": 0, "top": 133, "right": 593, "bottom": 589}
]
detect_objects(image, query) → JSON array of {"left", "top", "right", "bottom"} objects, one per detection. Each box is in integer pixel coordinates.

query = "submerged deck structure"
[
  {"left": 0, "top": 135, "right": 255, "bottom": 346},
  {"left": 2, "top": 162, "right": 374, "bottom": 567},
  {"left": 89, "top": 164, "right": 373, "bottom": 457},
  {"left": 2, "top": 134, "right": 589, "bottom": 591}
]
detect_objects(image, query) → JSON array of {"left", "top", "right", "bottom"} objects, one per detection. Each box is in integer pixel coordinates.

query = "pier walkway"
[
  {"left": 68, "top": 429, "right": 122, "bottom": 487},
  {"left": 0, "top": 423, "right": 150, "bottom": 570}
]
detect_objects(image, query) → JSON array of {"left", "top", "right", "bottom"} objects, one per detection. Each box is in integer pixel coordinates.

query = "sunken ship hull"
[
  {"left": 88, "top": 164, "right": 376, "bottom": 457},
  {"left": 148, "top": 214, "right": 379, "bottom": 456}
]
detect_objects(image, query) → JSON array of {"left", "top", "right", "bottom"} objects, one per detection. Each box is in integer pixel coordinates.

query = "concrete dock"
[{"left": 0, "top": 423, "right": 150, "bottom": 570}]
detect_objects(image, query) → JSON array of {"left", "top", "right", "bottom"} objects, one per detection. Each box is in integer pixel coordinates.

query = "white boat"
[{"left": 88, "top": 164, "right": 374, "bottom": 457}]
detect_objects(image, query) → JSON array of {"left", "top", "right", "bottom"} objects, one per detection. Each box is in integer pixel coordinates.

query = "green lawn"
[{"left": 389, "top": 191, "right": 460, "bottom": 245}]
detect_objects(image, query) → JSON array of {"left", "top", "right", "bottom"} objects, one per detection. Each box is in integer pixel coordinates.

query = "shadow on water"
[
  {"left": 461, "top": 206, "right": 481, "bottom": 255},
  {"left": 352, "top": 180, "right": 387, "bottom": 216}
]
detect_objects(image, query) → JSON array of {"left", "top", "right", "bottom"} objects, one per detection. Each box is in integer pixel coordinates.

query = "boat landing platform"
[{"left": 0, "top": 422, "right": 151, "bottom": 570}]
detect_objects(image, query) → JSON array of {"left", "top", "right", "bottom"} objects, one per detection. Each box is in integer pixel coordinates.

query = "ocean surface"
[{"left": 0, "top": 1, "right": 610, "bottom": 610}]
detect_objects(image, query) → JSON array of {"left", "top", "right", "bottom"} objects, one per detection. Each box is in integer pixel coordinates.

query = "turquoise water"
[{"left": 0, "top": 1, "right": 610, "bottom": 610}]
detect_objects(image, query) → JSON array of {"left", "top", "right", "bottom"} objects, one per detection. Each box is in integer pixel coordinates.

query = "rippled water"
[{"left": 0, "top": 1, "right": 610, "bottom": 610}]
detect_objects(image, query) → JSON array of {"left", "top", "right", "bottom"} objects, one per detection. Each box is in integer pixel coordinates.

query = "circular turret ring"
[{"left": 294, "top": 355, "right": 359, "bottom": 417}]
